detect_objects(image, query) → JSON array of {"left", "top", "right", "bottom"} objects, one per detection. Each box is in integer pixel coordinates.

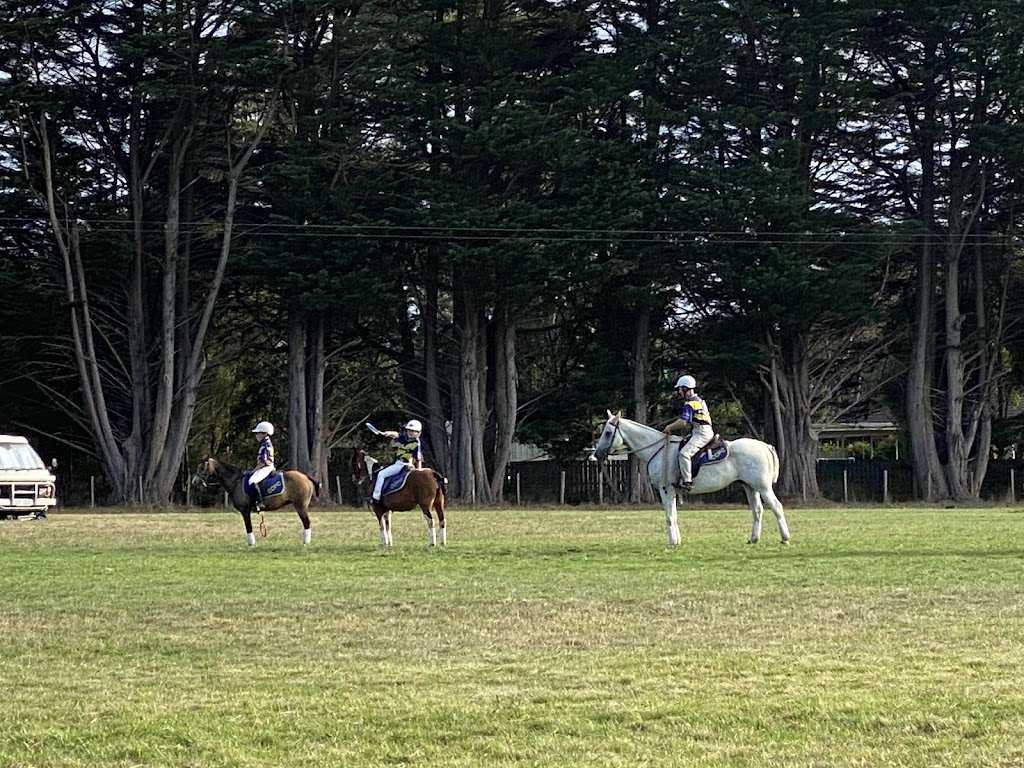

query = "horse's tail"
[
  {"left": 304, "top": 473, "right": 322, "bottom": 497},
  {"left": 768, "top": 444, "right": 780, "bottom": 485},
  {"left": 431, "top": 470, "right": 447, "bottom": 491},
  {"left": 431, "top": 470, "right": 447, "bottom": 511}
]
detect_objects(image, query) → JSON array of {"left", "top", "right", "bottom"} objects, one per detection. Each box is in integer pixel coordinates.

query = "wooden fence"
[{"left": 505, "top": 458, "right": 1023, "bottom": 505}]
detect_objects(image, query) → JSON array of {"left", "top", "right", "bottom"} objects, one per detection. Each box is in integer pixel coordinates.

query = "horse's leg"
[
  {"left": 761, "top": 487, "right": 791, "bottom": 544},
  {"left": 295, "top": 498, "right": 312, "bottom": 545},
  {"left": 422, "top": 501, "right": 436, "bottom": 547},
  {"left": 435, "top": 489, "right": 446, "bottom": 546},
  {"left": 659, "top": 486, "right": 681, "bottom": 546},
  {"left": 241, "top": 508, "right": 256, "bottom": 547},
  {"left": 741, "top": 483, "right": 764, "bottom": 544},
  {"left": 376, "top": 509, "right": 392, "bottom": 546}
]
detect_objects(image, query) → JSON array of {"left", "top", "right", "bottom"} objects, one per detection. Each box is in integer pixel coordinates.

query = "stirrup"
[{"left": 679, "top": 481, "right": 692, "bottom": 493}]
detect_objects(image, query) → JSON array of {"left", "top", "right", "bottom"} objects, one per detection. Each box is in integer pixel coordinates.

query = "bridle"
[
  {"left": 192, "top": 459, "right": 218, "bottom": 489},
  {"left": 600, "top": 415, "right": 670, "bottom": 458},
  {"left": 192, "top": 458, "right": 236, "bottom": 496},
  {"left": 598, "top": 415, "right": 675, "bottom": 480}
]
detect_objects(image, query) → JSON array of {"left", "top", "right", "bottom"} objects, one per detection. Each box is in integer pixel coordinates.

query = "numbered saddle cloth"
[
  {"left": 242, "top": 471, "right": 284, "bottom": 500},
  {"left": 690, "top": 440, "right": 729, "bottom": 480},
  {"left": 378, "top": 467, "right": 412, "bottom": 496}
]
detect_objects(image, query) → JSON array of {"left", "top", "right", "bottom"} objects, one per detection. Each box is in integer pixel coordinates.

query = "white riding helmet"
[
  {"left": 675, "top": 375, "right": 696, "bottom": 390},
  {"left": 252, "top": 421, "right": 275, "bottom": 436},
  {"left": 404, "top": 419, "right": 423, "bottom": 432}
]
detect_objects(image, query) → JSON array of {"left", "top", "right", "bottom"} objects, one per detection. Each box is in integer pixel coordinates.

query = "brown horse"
[
  {"left": 193, "top": 457, "right": 319, "bottom": 547},
  {"left": 353, "top": 450, "right": 447, "bottom": 546}
]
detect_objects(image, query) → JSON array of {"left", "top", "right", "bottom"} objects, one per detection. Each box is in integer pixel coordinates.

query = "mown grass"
[{"left": 1, "top": 504, "right": 1023, "bottom": 767}]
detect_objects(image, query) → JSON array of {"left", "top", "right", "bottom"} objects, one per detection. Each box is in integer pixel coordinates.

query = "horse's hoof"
[
  {"left": 747, "top": 538, "right": 758, "bottom": 545},
  {"left": 780, "top": 539, "right": 790, "bottom": 546}
]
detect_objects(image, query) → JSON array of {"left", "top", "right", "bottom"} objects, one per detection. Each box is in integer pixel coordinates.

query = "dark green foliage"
[{"left": 2, "top": 0, "right": 1024, "bottom": 498}]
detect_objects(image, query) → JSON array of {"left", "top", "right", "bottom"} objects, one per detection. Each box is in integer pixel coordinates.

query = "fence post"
[
  {"left": 90, "top": 476, "right": 95, "bottom": 508},
  {"left": 843, "top": 469, "right": 848, "bottom": 503},
  {"left": 559, "top": 471, "right": 566, "bottom": 505},
  {"left": 516, "top": 473, "right": 521, "bottom": 506},
  {"left": 1011, "top": 468, "right": 1016, "bottom": 504},
  {"left": 224, "top": 492, "right": 229, "bottom": 508},
  {"left": 598, "top": 469, "right": 604, "bottom": 506},
  {"left": 138, "top": 476, "right": 143, "bottom": 504},
  {"left": 336, "top": 475, "right": 342, "bottom": 505},
  {"left": 882, "top": 469, "right": 889, "bottom": 505}
]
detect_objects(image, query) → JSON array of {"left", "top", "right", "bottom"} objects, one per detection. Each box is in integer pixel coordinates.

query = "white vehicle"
[{"left": 0, "top": 435, "right": 57, "bottom": 518}]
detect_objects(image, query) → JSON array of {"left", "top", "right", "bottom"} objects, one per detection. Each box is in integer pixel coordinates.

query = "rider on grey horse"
[{"left": 662, "top": 374, "right": 714, "bottom": 492}]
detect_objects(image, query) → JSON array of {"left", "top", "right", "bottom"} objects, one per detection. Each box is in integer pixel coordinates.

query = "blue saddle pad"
[
  {"left": 379, "top": 468, "right": 411, "bottom": 497},
  {"left": 692, "top": 442, "right": 728, "bottom": 469},
  {"left": 242, "top": 471, "right": 284, "bottom": 498}
]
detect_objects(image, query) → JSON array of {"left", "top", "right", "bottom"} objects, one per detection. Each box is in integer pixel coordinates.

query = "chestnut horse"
[
  {"left": 193, "top": 457, "right": 319, "bottom": 547},
  {"left": 354, "top": 450, "right": 447, "bottom": 547}
]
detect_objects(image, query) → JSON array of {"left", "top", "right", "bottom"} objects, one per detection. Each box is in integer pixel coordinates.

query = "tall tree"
[
  {"left": 2, "top": 0, "right": 280, "bottom": 502},
  {"left": 849, "top": 1, "right": 1024, "bottom": 500},
  {"left": 663, "top": 0, "right": 899, "bottom": 497}
]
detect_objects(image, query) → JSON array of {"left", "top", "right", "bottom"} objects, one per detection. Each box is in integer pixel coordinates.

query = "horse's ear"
[
  {"left": 607, "top": 409, "right": 614, "bottom": 418},
  {"left": 616, "top": 410, "right": 623, "bottom": 418}
]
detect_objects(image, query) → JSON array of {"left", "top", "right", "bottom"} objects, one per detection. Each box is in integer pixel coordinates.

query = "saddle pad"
[
  {"left": 380, "top": 469, "right": 411, "bottom": 497},
  {"left": 242, "top": 471, "right": 284, "bottom": 498},
  {"left": 694, "top": 442, "right": 729, "bottom": 467}
]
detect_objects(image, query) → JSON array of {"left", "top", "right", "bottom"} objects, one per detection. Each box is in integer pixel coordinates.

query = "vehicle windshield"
[{"left": 0, "top": 443, "right": 46, "bottom": 470}]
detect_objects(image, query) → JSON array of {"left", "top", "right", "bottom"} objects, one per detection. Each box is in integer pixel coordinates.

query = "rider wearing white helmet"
[
  {"left": 663, "top": 375, "right": 713, "bottom": 492},
  {"left": 250, "top": 421, "right": 276, "bottom": 510},
  {"left": 372, "top": 418, "right": 424, "bottom": 501}
]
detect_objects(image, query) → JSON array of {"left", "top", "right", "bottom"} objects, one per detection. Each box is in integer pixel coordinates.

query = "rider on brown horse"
[
  {"left": 249, "top": 420, "right": 276, "bottom": 511},
  {"left": 371, "top": 419, "right": 423, "bottom": 502}
]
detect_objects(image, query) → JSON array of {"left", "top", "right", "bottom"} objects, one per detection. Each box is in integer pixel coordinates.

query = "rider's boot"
[{"left": 677, "top": 456, "right": 692, "bottom": 493}]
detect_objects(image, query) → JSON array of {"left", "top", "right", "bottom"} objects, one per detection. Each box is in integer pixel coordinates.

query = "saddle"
[
  {"left": 373, "top": 466, "right": 413, "bottom": 497},
  {"left": 687, "top": 434, "right": 729, "bottom": 479},
  {"left": 242, "top": 470, "right": 285, "bottom": 500}
]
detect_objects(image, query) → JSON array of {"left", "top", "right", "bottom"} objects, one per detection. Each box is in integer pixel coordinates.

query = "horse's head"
[
  {"left": 192, "top": 457, "right": 221, "bottom": 489},
  {"left": 353, "top": 450, "right": 378, "bottom": 481},
  {"left": 593, "top": 410, "right": 625, "bottom": 462}
]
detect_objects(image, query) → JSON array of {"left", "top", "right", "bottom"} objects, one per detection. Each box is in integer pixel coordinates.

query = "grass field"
[{"left": 1, "top": 504, "right": 1023, "bottom": 767}]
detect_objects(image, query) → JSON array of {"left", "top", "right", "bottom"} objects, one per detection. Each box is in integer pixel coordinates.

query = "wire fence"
[{"left": 504, "top": 458, "right": 1024, "bottom": 505}]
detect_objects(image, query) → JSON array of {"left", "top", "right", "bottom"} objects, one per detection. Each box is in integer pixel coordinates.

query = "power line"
[{"left": 0, "top": 217, "right": 1012, "bottom": 246}]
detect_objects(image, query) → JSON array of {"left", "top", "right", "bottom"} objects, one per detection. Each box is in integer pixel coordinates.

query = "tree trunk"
[
  {"left": 286, "top": 314, "right": 326, "bottom": 478},
  {"left": 308, "top": 315, "right": 327, "bottom": 483},
  {"left": 423, "top": 249, "right": 449, "bottom": 475},
  {"left": 763, "top": 330, "right": 820, "bottom": 500},
  {"left": 628, "top": 306, "right": 656, "bottom": 503},
  {"left": 452, "top": 290, "right": 491, "bottom": 503},
  {"left": 289, "top": 316, "right": 311, "bottom": 471},
  {"left": 488, "top": 306, "right": 517, "bottom": 500}
]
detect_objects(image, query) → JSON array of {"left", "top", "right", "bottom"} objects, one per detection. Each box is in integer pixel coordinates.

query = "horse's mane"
[
  {"left": 614, "top": 415, "right": 681, "bottom": 443},
  {"left": 209, "top": 457, "right": 241, "bottom": 474},
  {"left": 617, "top": 415, "right": 665, "bottom": 434}
]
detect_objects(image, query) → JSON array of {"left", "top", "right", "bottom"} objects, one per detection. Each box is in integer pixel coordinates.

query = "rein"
[
  {"left": 604, "top": 416, "right": 682, "bottom": 491},
  {"left": 606, "top": 416, "right": 673, "bottom": 458}
]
